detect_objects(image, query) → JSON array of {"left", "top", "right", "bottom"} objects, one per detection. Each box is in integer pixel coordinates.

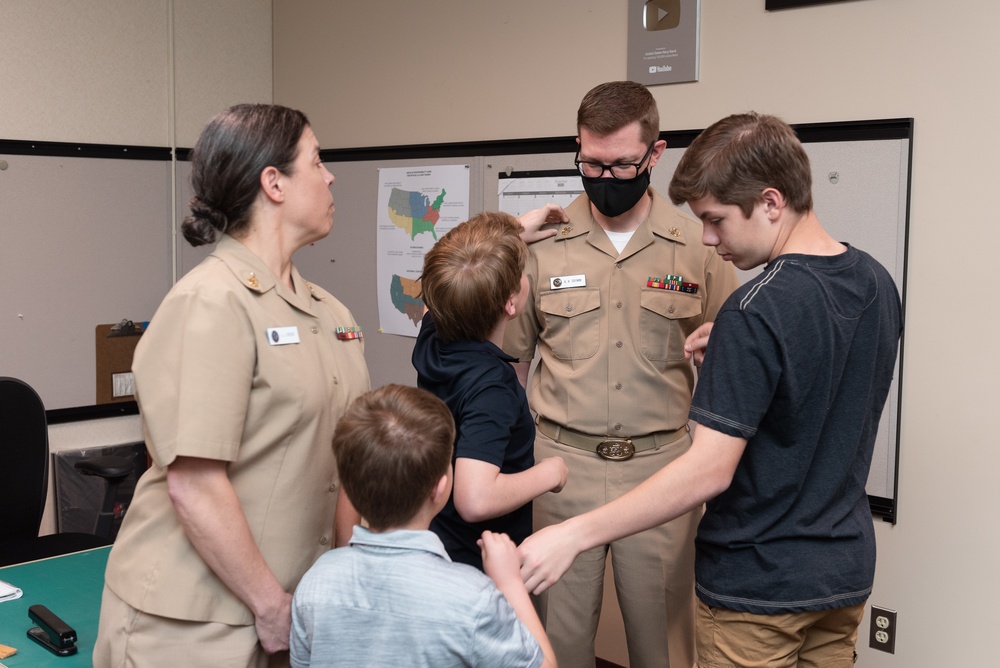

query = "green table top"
[{"left": 0, "top": 546, "right": 110, "bottom": 667}]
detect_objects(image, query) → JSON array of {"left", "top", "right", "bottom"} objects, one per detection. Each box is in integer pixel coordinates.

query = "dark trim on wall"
[
  {"left": 3, "top": 119, "right": 910, "bottom": 165},
  {"left": 0, "top": 139, "right": 172, "bottom": 161},
  {"left": 766, "top": 0, "right": 853, "bottom": 9},
  {"left": 315, "top": 118, "right": 912, "bottom": 164},
  {"left": 47, "top": 401, "right": 139, "bottom": 425},
  {"left": 320, "top": 136, "right": 580, "bottom": 163}
]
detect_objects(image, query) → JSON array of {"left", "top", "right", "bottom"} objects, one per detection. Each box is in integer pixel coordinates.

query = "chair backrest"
[{"left": 0, "top": 377, "right": 50, "bottom": 539}]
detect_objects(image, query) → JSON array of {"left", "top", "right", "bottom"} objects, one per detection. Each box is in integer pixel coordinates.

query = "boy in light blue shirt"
[{"left": 291, "top": 384, "right": 556, "bottom": 668}]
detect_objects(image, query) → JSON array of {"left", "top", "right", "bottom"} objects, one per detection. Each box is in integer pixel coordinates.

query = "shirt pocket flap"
[
  {"left": 539, "top": 288, "right": 601, "bottom": 319},
  {"left": 640, "top": 290, "right": 702, "bottom": 320}
]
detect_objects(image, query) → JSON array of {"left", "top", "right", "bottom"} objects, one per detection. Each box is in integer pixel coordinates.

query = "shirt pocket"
[
  {"left": 538, "top": 288, "right": 601, "bottom": 360},
  {"left": 639, "top": 289, "right": 703, "bottom": 361}
]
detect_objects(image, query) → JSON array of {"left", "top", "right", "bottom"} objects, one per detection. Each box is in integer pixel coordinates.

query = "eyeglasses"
[{"left": 575, "top": 141, "right": 656, "bottom": 180}]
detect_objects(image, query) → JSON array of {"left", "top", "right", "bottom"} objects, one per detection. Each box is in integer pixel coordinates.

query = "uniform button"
[
  {"left": 616, "top": 301, "right": 623, "bottom": 309},
  {"left": 566, "top": 304, "right": 574, "bottom": 312},
  {"left": 615, "top": 262, "right": 623, "bottom": 269},
  {"left": 319, "top": 536, "right": 329, "bottom": 545},
  {"left": 614, "top": 423, "right": 622, "bottom": 431},
  {"left": 332, "top": 377, "right": 339, "bottom": 385},
  {"left": 616, "top": 340, "right": 623, "bottom": 348},
  {"left": 668, "top": 306, "right": 676, "bottom": 314},
  {"left": 615, "top": 383, "right": 622, "bottom": 390},
  {"left": 311, "top": 326, "right": 319, "bottom": 334},
  {"left": 329, "top": 483, "right": 338, "bottom": 492}
]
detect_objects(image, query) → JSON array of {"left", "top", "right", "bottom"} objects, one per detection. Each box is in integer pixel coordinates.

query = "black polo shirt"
[{"left": 412, "top": 312, "right": 535, "bottom": 570}]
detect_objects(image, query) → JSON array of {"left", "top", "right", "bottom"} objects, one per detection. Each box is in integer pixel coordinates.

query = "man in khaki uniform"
[{"left": 504, "top": 81, "right": 738, "bottom": 667}]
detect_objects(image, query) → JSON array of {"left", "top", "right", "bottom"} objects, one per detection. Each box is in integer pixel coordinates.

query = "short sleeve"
[
  {"left": 133, "top": 275, "right": 255, "bottom": 467},
  {"left": 502, "top": 249, "right": 541, "bottom": 362},
  {"left": 289, "top": 592, "right": 313, "bottom": 668},
  {"left": 701, "top": 249, "right": 741, "bottom": 324},
  {"left": 455, "top": 381, "right": 521, "bottom": 467},
  {"left": 470, "top": 584, "right": 544, "bottom": 668},
  {"left": 689, "top": 309, "right": 781, "bottom": 440}
]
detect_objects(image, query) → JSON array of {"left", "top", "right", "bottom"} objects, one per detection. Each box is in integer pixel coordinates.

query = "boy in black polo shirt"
[{"left": 412, "top": 211, "right": 568, "bottom": 569}]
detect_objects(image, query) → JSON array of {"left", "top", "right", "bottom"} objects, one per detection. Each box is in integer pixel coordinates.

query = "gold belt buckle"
[{"left": 596, "top": 438, "right": 635, "bottom": 461}]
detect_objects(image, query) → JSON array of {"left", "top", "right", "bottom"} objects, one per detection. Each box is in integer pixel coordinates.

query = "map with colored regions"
[
  {"left": 376, "top": 164, "right": 470, "bottom": 337},
  {"left": 389, "top": 274, "right": 424, "bottom": 326},
  {"left": 388, "top": 187, "right": 445, "bottom": 240}
]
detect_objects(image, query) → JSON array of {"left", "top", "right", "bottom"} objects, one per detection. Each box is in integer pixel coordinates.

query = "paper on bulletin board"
[
  {"left": 627, "top": 0, "right": 700, "bottom": 86},
  {"left": 375, "top": 164, "right": 470, "bottom": 337},
  {"left": 497, "top": 171, "right": 584, "bottom": 218}
]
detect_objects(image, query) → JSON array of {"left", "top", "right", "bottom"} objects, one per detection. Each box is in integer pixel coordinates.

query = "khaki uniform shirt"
[
  {"left": 503, "top": 188, "right": 738, "bottom": 437},
  {"left": 105, "top": 235, "right": 370, "bottom": 625}
]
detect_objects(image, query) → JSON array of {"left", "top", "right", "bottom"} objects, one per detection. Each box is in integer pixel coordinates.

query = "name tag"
[
  {"left": 549, "top": 274, "right": 586, "bottom": 290},
  {"left": 267, "top": 326, "right": 300, "bottom": 345}
]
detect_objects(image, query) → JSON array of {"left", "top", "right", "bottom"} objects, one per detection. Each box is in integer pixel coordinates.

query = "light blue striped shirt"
[{"left": 291, "top": 526, "right": 543, "bottom": 667}]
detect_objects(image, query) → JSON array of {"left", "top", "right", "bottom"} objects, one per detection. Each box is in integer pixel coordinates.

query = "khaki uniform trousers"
[
  {"left": 533, "top": 426, "right": 700, "bottom": 668},
  {"left": 93, "top": 585, "right": 289, "bottom": 668},
  {"left": 696, "top": 600, "right": 865, "bottom": 668}
]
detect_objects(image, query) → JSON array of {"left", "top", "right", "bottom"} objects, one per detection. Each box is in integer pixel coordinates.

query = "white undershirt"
[{"left": 604, "top": 229, "right": 635, "bottom": 254}]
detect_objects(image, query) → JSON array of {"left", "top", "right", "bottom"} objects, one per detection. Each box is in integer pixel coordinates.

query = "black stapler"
[{"left": 26, "top": 604, "right": 78, "bottom": 656}]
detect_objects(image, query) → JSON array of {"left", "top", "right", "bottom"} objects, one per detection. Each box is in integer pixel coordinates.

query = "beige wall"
[
  {"left": 274, "top": 1, "right": 999, "bottom": 666},
  {"left": 0, "top": 0, "right": 272, "bottom": 146},
  {"left": 1, "top": 0, "right": 273, "bottom": 532}
]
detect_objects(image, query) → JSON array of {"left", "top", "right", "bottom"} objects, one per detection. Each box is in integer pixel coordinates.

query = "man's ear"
[
  {"left": 648, "top": 138, "right": 668, "bottom": 169},
  {"left": 761, "top": 187, "right": 786, "bottom": 221},
  {"left": 259, "top": 165, "right": 285, "bottom": 204}
]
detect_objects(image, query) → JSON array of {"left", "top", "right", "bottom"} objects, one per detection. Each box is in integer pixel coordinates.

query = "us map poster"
[{"left": 376, "top": 164, "right": 470, "bottom": 337}]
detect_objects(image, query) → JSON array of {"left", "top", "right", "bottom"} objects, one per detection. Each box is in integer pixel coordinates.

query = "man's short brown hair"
[
  {"left": 419, "top": 211, "right": 526, "bottom": 344},
  {"left": 668, "top": 112, "right": 814, "bottom": 217},
  {"left": 577, "top": 81, "right": 660, "bottom": 145},
  {"left": 333, "top": 385, "right": 455, "bottom": 531}
]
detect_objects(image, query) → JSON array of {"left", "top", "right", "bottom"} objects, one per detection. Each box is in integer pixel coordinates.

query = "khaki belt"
[{"left": 536, "top": 416, "right": 686, "bottom": 461}]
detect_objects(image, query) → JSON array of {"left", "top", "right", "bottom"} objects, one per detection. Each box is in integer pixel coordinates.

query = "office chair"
[{"left": 0, "top": 377, "right": 133, "bottom": 567}]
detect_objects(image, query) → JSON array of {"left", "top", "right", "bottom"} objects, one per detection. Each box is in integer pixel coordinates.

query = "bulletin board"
[{"left": 0, "top": 119, "right": 910, "bottom": 521}]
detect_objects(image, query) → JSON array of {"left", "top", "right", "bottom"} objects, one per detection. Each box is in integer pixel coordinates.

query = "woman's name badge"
[
  {"left": 267, "top": 326, "right": 300, "bottom": 345},
  {"left": 550, "top": 274, "right": 586, "bottom": 290}
]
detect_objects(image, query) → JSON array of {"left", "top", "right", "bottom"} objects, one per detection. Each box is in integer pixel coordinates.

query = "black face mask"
[{"left": 581, "top": 169, "right": 651, "bottom": 218}]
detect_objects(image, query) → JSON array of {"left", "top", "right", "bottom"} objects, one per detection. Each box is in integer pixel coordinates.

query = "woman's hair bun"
[{"left": 181, "top": 196, "right": 228, "bottom": 247}]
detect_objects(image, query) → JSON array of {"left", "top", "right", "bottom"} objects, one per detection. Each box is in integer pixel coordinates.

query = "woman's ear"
[{"left": 259, "top": 165, "right": 285, "bottom": 204}]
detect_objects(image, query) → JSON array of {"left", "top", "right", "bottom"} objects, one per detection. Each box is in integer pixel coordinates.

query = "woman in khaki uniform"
[{"left": 94, "top": 104, "right": 370, "bottom": 667}]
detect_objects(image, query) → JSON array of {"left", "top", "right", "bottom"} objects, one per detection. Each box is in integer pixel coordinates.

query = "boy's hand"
[
  {"left": 539, "top": 456, "right": 569, "bottom": 493},
  {"left": 518, "top": 521, "right": 582, "bottom": 595},
  {"left": 478, "top": 531, "right": 520, "bottom": 588},
  {"left": 518, "top": 203, "right": 568, "bottom": 243},
  {"left": 684, "top": 322, "right": 714, "bottom": 365}
]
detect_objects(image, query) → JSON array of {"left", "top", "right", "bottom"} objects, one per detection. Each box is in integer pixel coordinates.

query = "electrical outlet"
[{"left": 869, "top": 606, "right": 897, "bottom": 654}]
